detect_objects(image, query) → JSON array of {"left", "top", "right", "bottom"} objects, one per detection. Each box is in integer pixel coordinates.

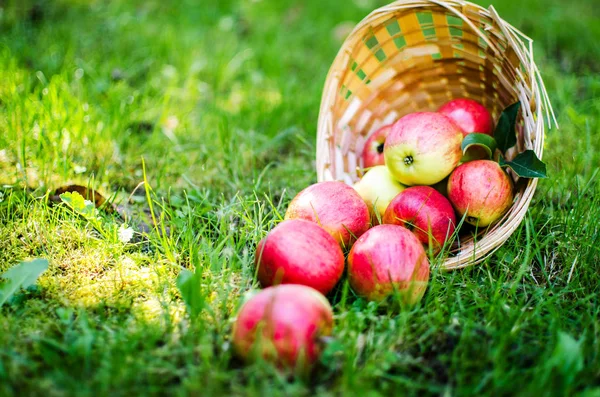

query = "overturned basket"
[{"left": 316, "top": 0, "right": 556, "bottom": 269}]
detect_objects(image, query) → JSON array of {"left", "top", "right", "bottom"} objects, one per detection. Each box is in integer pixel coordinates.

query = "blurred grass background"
[{"left": 0, "top": 0, "right": 599, "bottom": 395}]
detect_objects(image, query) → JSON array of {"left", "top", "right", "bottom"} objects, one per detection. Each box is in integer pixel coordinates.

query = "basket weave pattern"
[{"left": 316, "top": 0, "right": 556, "bottom": 269}]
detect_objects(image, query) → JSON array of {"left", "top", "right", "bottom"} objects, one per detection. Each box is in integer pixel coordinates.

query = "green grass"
[{"left": 1, "top": 0, "right": 599, "bottom": 395}]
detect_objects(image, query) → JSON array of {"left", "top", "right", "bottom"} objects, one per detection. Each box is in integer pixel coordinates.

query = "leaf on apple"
[
  {"left": 461, "top": 133, "right": 498, "bottom": 162},
  {"left": 494, "top": 101, "right": 520, "bottom": 153},
  {"left": 0, "top": 259, "right": 49, "bottom": 307},
  {"left": 499, "top": 150, "right": 547, "bottom": 178}
]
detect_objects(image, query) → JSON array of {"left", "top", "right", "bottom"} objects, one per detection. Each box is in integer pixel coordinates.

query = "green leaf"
[
  {"left": 176, "top": 269, "right": 209, "bottom": 318},
  {"left": 546, "top": 332, "right": 584, "bottom": 385},
  {"left": 0, "top": 259, "right": 49, "bottom": 307},
  {"left": 499, "top": 150, "right": 547, "bottom": 178},
  {"left": 494, "top": 101, "right": 521, "bottom": 153},
  {"left": 461, "top": 133, "right": 497, "bottom": 162},
  {"left": 60, "top": 191, "right": 97, "bottom": 218}
]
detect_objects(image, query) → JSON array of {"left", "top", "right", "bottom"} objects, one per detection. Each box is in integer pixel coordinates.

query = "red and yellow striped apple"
[
  {"left": 383, "top": 186, "right": 456, "bottom": 252},
  {"left": 447, "top": 160, "right": 514, "bottom": 227},
  {"left": 361, "top": 124, "right": 392, "bottom": 169},
  {"left": 255, "top": 219, "right": 344, "bottom": 295},
  {"left": 438, "top": 98, "right": 494, "bottom": 137},
  {"left": 285, "top": 181, "right": 370, "bottom": 248},
  {"left": 384, "top": 112, "right": 463, "bottom": 186},
  {"left": 347, "top": 224, "right": 429, "bottom": 304},
  {"left": 232, "top": 284, "right": 333, "bottom": 371}
]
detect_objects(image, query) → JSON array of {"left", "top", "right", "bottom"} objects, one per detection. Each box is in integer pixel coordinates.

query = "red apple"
[
  {"left": 361, "top": 124, "right": 391, "bottom": 169},
  {"left": 285, "top": 181, "right": 370, "bottom": 248},
  {"left": 383, "top": 186, "right": 456, "bottom": 252},
  {"left": 438, "top": 98, "right": 494, "bottom": 137},
  {"left": 384, "top": 112, "right": 463, "bottom": 186},
  {"left": 447, "top": 160, "right": 514, "bottom": 227},
  {"left": 347, "top": 225, "right": 429, "bottom": 304},
  {"left": 232, "top": 284, "right": 334, "bottom": 371},
  {"left": 256, "top": 219, "right": 344, "bottom": 295}
]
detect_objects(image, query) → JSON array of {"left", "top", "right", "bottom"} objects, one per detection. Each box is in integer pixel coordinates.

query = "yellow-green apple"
[
  {"left": 256, "top": 219, "right": 344, "bottom": 295},
  {"left": 353, "top": 165, "right": 406, "bottom": 224},
  {"left": 384, "top": 112, "right": 463, "bottom": 186},
  {"left": 285, "top": 181, "right": 370, "bottom": 248},
  {"left": 383, "top": 186, "right": 456, "bottom": 252},
  {"left": 347, "top": 224, "right": 429, "bottom": 304},
  {"left": 361, "top": 124, "right": 392, "bottom": 169},
  {"left": 447, "top": 160, "right": 514, "bottom": 226},
  {"left": 232, "top": 284, "right": 333, "bottom": 371},
  {"left": 438, "top": 98, "right": 494, "bottom": 137}
]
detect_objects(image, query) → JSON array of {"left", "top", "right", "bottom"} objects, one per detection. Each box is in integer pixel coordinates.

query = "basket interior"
[{"left": 330, "top": 3, "right": 531, "bottom": 182}]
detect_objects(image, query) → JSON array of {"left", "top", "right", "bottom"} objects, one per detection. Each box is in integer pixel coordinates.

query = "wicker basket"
[{"left": 316, "top": 0, "right": 556, "bottom": 269}]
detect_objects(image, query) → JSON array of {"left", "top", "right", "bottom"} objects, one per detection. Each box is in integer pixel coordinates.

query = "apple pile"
[
  {"left": 231, "top": 98, "right": 546, "bottom": 372},
  {"left": 361, "top": 98, "right": 517, "bottom": 232}
]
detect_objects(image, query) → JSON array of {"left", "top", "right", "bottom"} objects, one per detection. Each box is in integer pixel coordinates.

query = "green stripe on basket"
[
  {"left": 423, "top": 27, "right": 436, "bottom": 38},
  {"left": 385, "top": 20, "right": 401, "bottom": 36},
  {"left": 356, "top": 69, "right": 367, "bottom": 80},
  {"left": 450, "top": 27, "right": 463, "bottom": 37},
  {"left": 374, "top": 49, "right": 386, "bottom": 62},
  {"left": 364, "top": 35, "right": 378, "bottom": 49},
  {"left": 446, "top": 15, "right": 463, "bottom": 26},
  {"left": 479, "top": 36, "right": 488, "bottom": 48},
  {"left": 416, "top": 12, "right": 433, "bottom": 25},
  {"left": 394, "top": 36, "right": 407, "bottom": 49},
  {"left": 340, "top": 85, "right": 352, "bottom": 100}
]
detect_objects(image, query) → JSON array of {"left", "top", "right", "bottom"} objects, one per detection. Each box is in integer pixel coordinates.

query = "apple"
[
  {"left": 383, "top": 186, "right": 456, "bottom": 252},
  {"left": 384, "top": 112, "right": 463, "bottom": 186},
  {"left": 361, "top": 124, "right": 392, "bottom": 169},
  {"left": 232, "top": 284, "right": 334, "bottom": 371},
  {"left": 256, "top": 219, "right": 345, "bottom": 295},
  {"left": 447, "top": 160, "right": 514, "bottom": 227},
  {"left": 285, "top": 181, "right": 370, "bottom": 248},
  {"left": 438, "top": 98, "right": 494, "bottom": 137},
  {"left": 347, "top": 224, "right": 429, "bottom": 304},
  {"left": 353, "top": 165, "right": 406, "bottom": 224}
]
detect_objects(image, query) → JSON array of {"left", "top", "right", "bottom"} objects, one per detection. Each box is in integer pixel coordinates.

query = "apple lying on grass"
[
  {"left": 347, "top": 224, "right": 429, "bottom": 304},
  {"left": 353, "top": 165, "right": 405, "bottom": 224},
  {"left": 232, "top": 284, "right": 333, "bottom": 371},
  {"left": 361, "top": 124, "right": 392, "bottom": 169},
  {"left": 255, "top": 219, "right": 345, "bottom": 295},
  {"left": 383, "top": 186, "right": 456, "bottom": 252},
  {"left": 384, "top": 112, "right": 463, "bottom": 186},
  {"left": 285, "top": 181, "right": 370, "bottom": 248},
  {"left": 438, "top": 98, "right": 494, "bottom": 137},
  {"left": 447, "top": 159, "right": 514, "bottom": 227}
]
